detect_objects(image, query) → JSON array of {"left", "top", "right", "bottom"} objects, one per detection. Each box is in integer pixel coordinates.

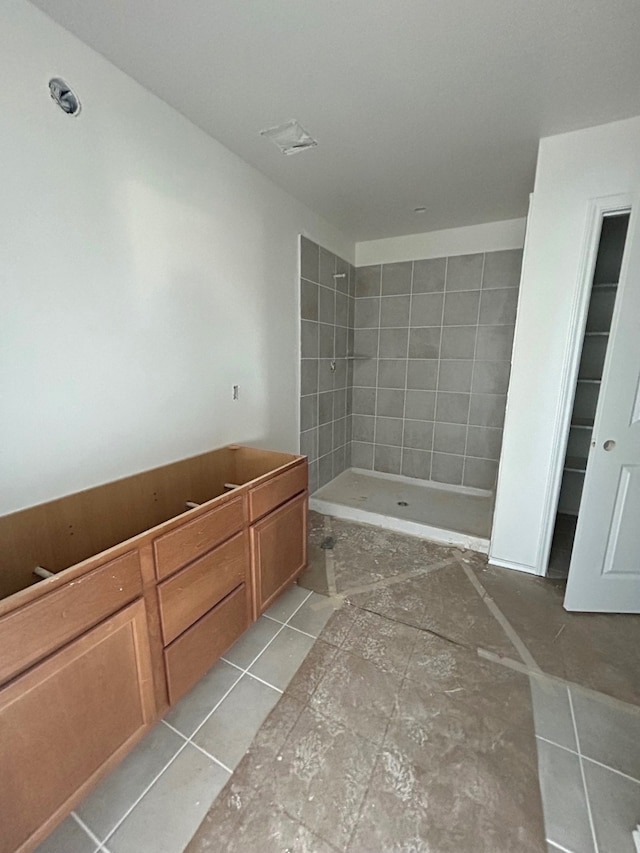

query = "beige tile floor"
[{"left": 35, "top": 586, "right": 332, "bottom": 853}]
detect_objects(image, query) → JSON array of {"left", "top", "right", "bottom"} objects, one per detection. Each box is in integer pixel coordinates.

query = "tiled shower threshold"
[{"left": 310, "top": 467, "right": 493, "bottom": 553}]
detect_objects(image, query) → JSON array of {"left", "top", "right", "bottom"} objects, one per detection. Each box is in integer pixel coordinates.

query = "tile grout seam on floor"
[
  {"left": 534, "top": 734, "right": 640, "bottom": 787},
  {"left": 568, "top": 688, "right": 600, "bottom": 853},
  {"left": 77, "top": 590, "right": 316, "bottom": 850}
]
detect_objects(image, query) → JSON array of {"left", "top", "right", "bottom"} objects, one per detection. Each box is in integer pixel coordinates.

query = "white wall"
[
  {"left": 0, "top": 0, "right": 354, "bottom": 515},
  {"left": 355, "top": 218, "right": 526, "bottom": 266},
  {"left": 490, "top": 115, "right": 640, "bottom": 574}
]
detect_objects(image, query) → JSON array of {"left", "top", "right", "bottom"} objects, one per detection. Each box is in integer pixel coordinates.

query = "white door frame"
[{"left": 537, "top": 193, "right": 633, "bottom": 577}]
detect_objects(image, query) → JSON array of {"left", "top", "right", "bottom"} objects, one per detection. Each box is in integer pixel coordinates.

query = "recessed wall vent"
[
  {"left": 49, "top": 78, "right": 81, "bottom": 116},
  {"left": 260, "top": 120, "right": 317, "bottom": 155}
]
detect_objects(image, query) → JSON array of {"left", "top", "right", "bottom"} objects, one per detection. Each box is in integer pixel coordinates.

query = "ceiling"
[{"left": 31, "top": 0, "right": 640, "bottom": 242}]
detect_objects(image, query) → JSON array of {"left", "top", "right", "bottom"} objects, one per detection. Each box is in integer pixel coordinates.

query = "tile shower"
[
  {"left": 351, "top": 249, "right": 522, "bottom": 490},
  {"left": 299, "top": 237, "right": 355, "bottom": 494},
  {"left": 299, "top": 237, "right": 522, "bottom": 535}
]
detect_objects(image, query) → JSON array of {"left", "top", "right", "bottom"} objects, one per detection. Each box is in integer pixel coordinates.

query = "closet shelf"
[
  {"left": 571, "top": 418, "right": 594, "bottom": 429},
  {"left": 564, "top": 456, "right": 587, "bottom": 473},
  {"left": 577, "top": 377, "right": 601, "bottom": 384},
  {"left": 584, "top": 331, "right": 609, "bottom": 337},
  {"left": 592, "top": 282, "right": 618, "bottom": 290}
]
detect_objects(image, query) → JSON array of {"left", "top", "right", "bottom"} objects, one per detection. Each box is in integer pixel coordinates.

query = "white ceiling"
[{"left": 31, "top": 0, "right": 640, "bottom": 241}]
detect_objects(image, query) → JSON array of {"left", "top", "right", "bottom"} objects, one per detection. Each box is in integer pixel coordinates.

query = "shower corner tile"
[{"left": 374, "top": 445, "right": 402, "bottom": 475}]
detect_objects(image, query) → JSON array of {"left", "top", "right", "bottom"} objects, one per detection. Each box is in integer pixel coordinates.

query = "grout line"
[
  {"left": 463, "top": 253, "right": 485, "bottom": 486},
  {"left": 141, "top": 593, "right": 319, "bottom": 835},
  {"left": 371, "top": 267, "right": 383, "bottom": 468},
  {"left": 162, "top": 632, "right": 295, "bottom": 768},
  {"left": 71, "top": 812, "right": 103, "bottom": 849},
  {"left": 162, "top": 719, "right": 234, "bottom": 773},
  {"left": 100, "top": 740, "right": 191, "bottom": 846},
  {"left": 97, "top": 589, "right": 316, "bottom": 849},
  {"left": 331, "top": 256, "right": 338, "bottom": 480},
  {"left": 346, "top": 350, "right": 513, "bottom": 357},
  {"left": 535, "top": 734, "right": 580, "bottom": 756},
  {"left": 535, "top": 736, "right": 640, "bottom": 787},
  {"left": 329, "top": 437, "right": 499, "bottom": 464},
  {"left": 431, "top": 256, "right": 448, "bottom": 479},
  {"left": 277, "top": 621, "right": 317, "bottom": 641},
  {"left": 350, "top": 284, "right": 518, "bottom": 299},
  {"left": 399, "top": 261, "right": 414, "bottom": 476},
  {"left": 242, "top": 670, "right": 285, "bottom": 693},
  {"left": 568, "top": 689, "right": 600, "bottom": 853},
  {"left": 220, "top": 656, "right": 244, "bottom": 672},
  {"left": 581, "top": 754, "right": 640, "bottom": 787},
  {"left": 546, "top": 839, "right": 577, "bottom": 853},
  {"left": 223, "top": 590, "right": 314, "bottom": 681},
  {"left": 161, "top": 718, "right": 190, "bottom": 737},
  {"left": 187, "top": 739, "right": 233, "bottom": 774},
  {"left": 169, "top": 665, "right": 246, "bottom": 740}
]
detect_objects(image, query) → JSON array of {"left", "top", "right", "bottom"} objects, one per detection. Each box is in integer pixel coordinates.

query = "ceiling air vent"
[{"left": 260, "top": 120, "right": 317, "bottom": 155}]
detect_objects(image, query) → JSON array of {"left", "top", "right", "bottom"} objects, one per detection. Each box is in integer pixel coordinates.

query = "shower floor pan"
[{"left": 310, "top": 468, "right": 493, "bottom": 553}]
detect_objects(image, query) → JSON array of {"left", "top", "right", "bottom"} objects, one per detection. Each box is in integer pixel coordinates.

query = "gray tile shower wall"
[
  {"left": 350, "top": 249, "right": 522, "bottom": 491},
  {"left": 299, "top": 237, "right": 355, "bottom": 492}
]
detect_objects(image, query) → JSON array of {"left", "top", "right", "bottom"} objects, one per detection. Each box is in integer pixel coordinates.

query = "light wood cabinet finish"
[
  {"left": 157, "top": 531, "right": 249, "bottom": 646},
  {"left": 250, "top": 492, "right": 308, "bottom": 617},
  {"left": 248, "top": 463, "right": 308, "bottom": 522},
  {"left": 0, "top": 601, "right": 155, "bottom": 853},
  {"left": 153, "top": 495, "right": 245, "bottom": 581},
  {"left": 164, "top": 584, "right": 248, "bottom": 705},
  {"left": 0, "top": 550, "right": 142, "bottom": 684},
  {"left": 0, "top": 445, "right": 308, "bottom": 853}
]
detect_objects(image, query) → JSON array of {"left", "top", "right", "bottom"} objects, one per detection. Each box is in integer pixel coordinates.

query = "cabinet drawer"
[
  {"left": 0, "top": 550, "right": 143, "bottom": 685},
  {"left": 248, "top": 463, "right": 307, "bottom": 522},
  {"left": 164, "top": 585, "right": 248, "bottom": 705},
  {"left": 153, "top": 496, "right": 245, "bottom": 581},
  {"left": 0, "top": 600, "right": 155, "bottom": 853},
  {"left": 158, "top": 531, "right": 249, "bottom": 646}
]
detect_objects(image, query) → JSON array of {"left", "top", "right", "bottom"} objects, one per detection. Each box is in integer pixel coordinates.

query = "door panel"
[
  {"left": 601, "top": 466, "right": 640, "bottom": 576},
  {"left": 565, "top": 207, "right": 640, "bottom": 611}
]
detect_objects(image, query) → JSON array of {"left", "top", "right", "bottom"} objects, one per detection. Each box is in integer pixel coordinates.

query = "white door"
[{"left": 565, "top": 206, "right": 640, "bottom": 612}]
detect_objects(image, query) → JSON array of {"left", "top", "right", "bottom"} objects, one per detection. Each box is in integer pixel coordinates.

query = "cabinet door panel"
[
  {"left": 250, "top": 493, "right": 308, "bottom": 618},
  {"left": 0, "top": 600, "right": 155, "bottom": 853}
]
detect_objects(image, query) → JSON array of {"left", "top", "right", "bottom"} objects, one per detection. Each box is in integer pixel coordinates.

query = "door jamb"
[{"left": 536, "top": 194, "right": 633, "bottom": 577}]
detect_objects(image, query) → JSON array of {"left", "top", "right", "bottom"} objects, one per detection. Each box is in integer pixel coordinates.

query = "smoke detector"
[{"left": 260, "top": 120, "right": 317, "bottom": 155}]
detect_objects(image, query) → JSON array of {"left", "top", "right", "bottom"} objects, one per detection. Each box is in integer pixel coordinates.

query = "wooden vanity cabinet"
[
  {"left": 0, "top": 600, "right": 155, "bottom": 853},
  {"left": 0, "top": 444, "right": 308, "bottom": 853}
]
